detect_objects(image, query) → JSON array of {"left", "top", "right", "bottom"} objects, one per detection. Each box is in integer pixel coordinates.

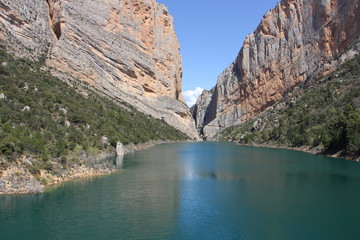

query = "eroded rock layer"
[
  {"left": 0, "top": 0, "right": 198, "bottom": 139},
  {"left": 194, "top": 0, "right": 360, "bottom": 139}
]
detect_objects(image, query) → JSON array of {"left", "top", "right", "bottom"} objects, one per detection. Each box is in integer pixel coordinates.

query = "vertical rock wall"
[
  {"left": 0, "top": 0, "right": 53, "bottom": 58},
  {"left": 0, "top": 0, "right": 199, "bottom": 139},
  {"left": 194, "top": 0, "right": 360, "bottom": 139}
]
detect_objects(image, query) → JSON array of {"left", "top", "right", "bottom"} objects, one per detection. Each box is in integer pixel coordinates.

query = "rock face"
[
  {"left": 0, "top": 164, "right": 44, "bottom": 194},
  {"left": 116, "top": 142, "right": 124, "bottom": 156},
  {"left": 194, "top": 0, "right": 360, "bottom": 139},
  {"left": 191, "top": 89, "right": 213, "bottom": 138},
  {"left": 0, "top": 0, "right": 199, "bottom": 139},
  {"left": 0, "top": 0, "right": 53, "bottom": 59}
]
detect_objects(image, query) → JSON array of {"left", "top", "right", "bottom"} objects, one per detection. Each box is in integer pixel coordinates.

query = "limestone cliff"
[
  {"left": 191, "top": 89, "right": 213, "bottom": 136},
  {"left": 0, "top": 0, "right": 199, "bottom": 139},
  {"left": 194, "top": 0, "right": 360, "bottom": 139}
]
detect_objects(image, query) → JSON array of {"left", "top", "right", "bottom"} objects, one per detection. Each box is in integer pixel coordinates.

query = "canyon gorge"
[{"left": 0, "top": 0, "right": 359, "bottom": 141}]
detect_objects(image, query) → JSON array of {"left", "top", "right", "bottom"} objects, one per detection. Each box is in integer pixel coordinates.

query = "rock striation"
[
  {"left": 194, "top": 0, "right": 360, "bottom": 139},
  {"left": 0, "top": 0, "right": 199, "bottom": 139}
]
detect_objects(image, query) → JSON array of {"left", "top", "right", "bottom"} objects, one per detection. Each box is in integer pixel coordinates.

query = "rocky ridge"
[
  {"left": 0, "top": 0, "right": 198, "bottom": 139},
  {"left": 193, "top": 0, "right": 360, "bottom": 139}
]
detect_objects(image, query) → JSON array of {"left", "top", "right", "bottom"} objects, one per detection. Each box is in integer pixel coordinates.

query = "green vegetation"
[
  {"left": 221, "top": 54, "right": 360, "bottom": 158},
  {"left": 0, "top": 50, "right": 187, "bottom": 165}
]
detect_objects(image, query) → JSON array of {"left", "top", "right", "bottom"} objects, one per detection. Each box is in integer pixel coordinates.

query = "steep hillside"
[
  {"left": 221, "top": 55, "right": 360, "bottom": 160},
  {"left": 193, "top": 0, "right": 360, "bottom": 139},
  {"left": 0, "top": 50, "right": 188, "bottom": 193},
  {"left": 0, "top": 0, "right": 198, "bottom": 139}
]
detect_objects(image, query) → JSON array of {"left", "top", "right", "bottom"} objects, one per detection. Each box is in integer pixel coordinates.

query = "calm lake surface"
[{"left": 1, "top": 142, "right": 360, "bottom": 239}]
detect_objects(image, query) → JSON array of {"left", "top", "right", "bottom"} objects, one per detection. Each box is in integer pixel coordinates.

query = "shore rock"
[
  {"left": 194, "top": 0, "right": 360, "bottom": 139},
  {"left": 116, "top": 142, "right": 124, "bottom": 156},
  {"left": 0, "top": 165, "right": 44, "bottom": 194}
]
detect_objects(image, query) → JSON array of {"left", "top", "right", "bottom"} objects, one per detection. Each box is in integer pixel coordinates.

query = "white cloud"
[{"left": 183, "top": 87, "right": 204, "bottom": 107}]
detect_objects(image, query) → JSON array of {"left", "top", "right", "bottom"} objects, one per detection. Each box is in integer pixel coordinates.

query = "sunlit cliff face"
[
  {"left": 0, "top": 0, "right": 199, "bottom": 139},
  {"left": 193, "top": 0, "right": 360, "bottom": 139}
]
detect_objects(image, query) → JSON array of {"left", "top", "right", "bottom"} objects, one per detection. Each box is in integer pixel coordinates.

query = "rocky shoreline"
[
  {"left": 235, "top": 142, "right": 360, "bottom": 162},
  {"left": 0, "top": 140, "right": 187, "bottom": 195}
]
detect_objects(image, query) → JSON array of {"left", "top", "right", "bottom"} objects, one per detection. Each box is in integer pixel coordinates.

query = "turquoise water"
[{"left": 1, "top": 142, "right": 360, "bottom": 239}]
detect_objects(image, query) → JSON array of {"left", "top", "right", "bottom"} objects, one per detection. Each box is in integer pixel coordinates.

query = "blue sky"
[{"left": 157, "top": 0, "right": 279, "bottom": 106}]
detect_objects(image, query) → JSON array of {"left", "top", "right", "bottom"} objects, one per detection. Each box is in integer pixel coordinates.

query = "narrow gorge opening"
[
  {"left": 52, "top": 21, "right": 62, "bottom": 40},
  {"left": 46, "top": 0, "right": 62, "bottom": 40}
]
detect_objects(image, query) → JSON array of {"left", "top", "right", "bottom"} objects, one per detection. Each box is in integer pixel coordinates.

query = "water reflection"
[
  {"left": 195, "top": 171, "right": 248, "bottom": 181},
  {"left": 176, "top": 142, "right": 360, "bottom": 240},
  {"left": 2, "top": 143, "right": 360, "bottom": 240},
  {"left": 0, "top": 144, "right": 182, "bottom": 240},
  {"left": 115, "top": 155, "right": 124, "bottom": 168}
]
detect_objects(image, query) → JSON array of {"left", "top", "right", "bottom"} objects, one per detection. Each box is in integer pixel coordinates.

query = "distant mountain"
[{"left": 193, "top": 0, "right": 360, "bottom": 140}]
